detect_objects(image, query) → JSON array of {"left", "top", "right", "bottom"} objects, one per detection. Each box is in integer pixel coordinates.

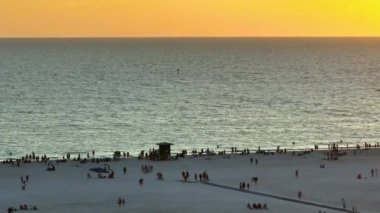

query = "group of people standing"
[
  {"left": 239, "top": 182, "right": 250, "bottom": 191},
  {"left": 250, "top": 157, "right": 259, "bottom": 166},
  {"left": 247, "top": 202, "right": 267, "bottom": 210},
  {"left": 196, "top": 171, "right": 209, "bottom": 182},
  {"left": 181, "top": 171, "right": 190, "bottom": 182},
  {"left": 116, "top": 197, "right": 126, "bottom": 207},
  {"left": 141, "top": 164, "right": 154, "bottom": 173},
  {"left": 239, "top": 176, "right": 258, "bottom": 191},
  {"left": 181, "top": 171, "right": 210, "bottom": 182},
  {"left": 7, "top": 204, "right": 38, "bottom": 213}
]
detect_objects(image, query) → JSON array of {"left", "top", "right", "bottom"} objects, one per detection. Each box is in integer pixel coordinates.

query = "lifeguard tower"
[{"left": 156, "top": 142, "right": 173, "bottom": 160}]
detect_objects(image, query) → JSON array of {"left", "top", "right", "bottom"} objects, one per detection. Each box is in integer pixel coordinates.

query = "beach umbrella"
[{"left": 89, "top": 167, "right": 109, "bottom": 173}]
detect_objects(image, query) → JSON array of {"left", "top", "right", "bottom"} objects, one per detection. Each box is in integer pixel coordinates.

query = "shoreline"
[{"left": 2, "top": 141, "right": 378, "bottom": 163}]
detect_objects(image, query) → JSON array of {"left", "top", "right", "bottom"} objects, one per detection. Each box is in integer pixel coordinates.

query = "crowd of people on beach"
[
  {"left": 247, "top": 202, "right": 267, "bottom": 210},
  {"left": 181, "top": 170, "right": 210, "bottom": 182},
  {"left": 364, "top": 142, "right": 380, "bottom": 149},
  {"left": 198, "top": 171, "right": 209, "bottom": 182},
  {"left": 2, "top": 152, "right": 50, "bottom": 166},
  {"left": 141, "top": 164, "right": 154, "bottom": 173},
  {"left": 3, "top": 143, "right": 378, "bottom": 212},
  {"left": 7, "top": 204, "right": 38, "bottom": 213},
  {"left": 239, "top": 182, "right": 250, "bottom": 191}
]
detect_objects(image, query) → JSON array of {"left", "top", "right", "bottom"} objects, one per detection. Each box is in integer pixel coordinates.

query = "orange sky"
[{"left": 0, "top": 0, "right": 379, "bottom": 37}]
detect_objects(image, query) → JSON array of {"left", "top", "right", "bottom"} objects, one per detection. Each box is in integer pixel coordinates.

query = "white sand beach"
[{"left": 1, "top": 148, "right": 379, "bottom": 213}]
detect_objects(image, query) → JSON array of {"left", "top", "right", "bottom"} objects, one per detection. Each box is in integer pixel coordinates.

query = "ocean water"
[{"left": 0, "top": 38, "right": 379, "bottom": 159}]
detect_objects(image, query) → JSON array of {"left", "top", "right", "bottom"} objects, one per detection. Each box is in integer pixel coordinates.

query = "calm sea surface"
[{"left": 0, "top": 38, "right": 379, "bottom": 159}]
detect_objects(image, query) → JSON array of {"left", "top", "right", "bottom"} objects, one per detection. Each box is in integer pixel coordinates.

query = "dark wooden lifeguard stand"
[{"left": 156, "top": 142, "right": 173, "bottom": 160}]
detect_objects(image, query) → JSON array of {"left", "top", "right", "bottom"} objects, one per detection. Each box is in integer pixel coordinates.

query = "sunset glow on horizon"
[{"left": 0, "top": 0, "right": 380, "bottom": 37}]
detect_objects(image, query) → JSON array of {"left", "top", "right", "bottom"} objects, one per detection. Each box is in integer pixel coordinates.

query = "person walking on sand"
[
  {"left": 252, "top": 176, "right": 258, "bottom": 185},
  {"left": 342, "top": 198, "right": 346, "bottom": 209},
  {"left": 255, "top": 158, "right": 258, "bottom": 166},
  {"left": 295, "top": 169, "right": 299, "bottom": 178},
  {"left": 117, "top": 197, "right": 121, "bottom": 207},
  {"left": 298, "top": 191, "right": 302, "bottom": 199}
]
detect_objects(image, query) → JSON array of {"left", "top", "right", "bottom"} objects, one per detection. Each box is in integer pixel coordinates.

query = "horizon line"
[{"left": 0, "top": 36, "right": 380, "bottom": 39}]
